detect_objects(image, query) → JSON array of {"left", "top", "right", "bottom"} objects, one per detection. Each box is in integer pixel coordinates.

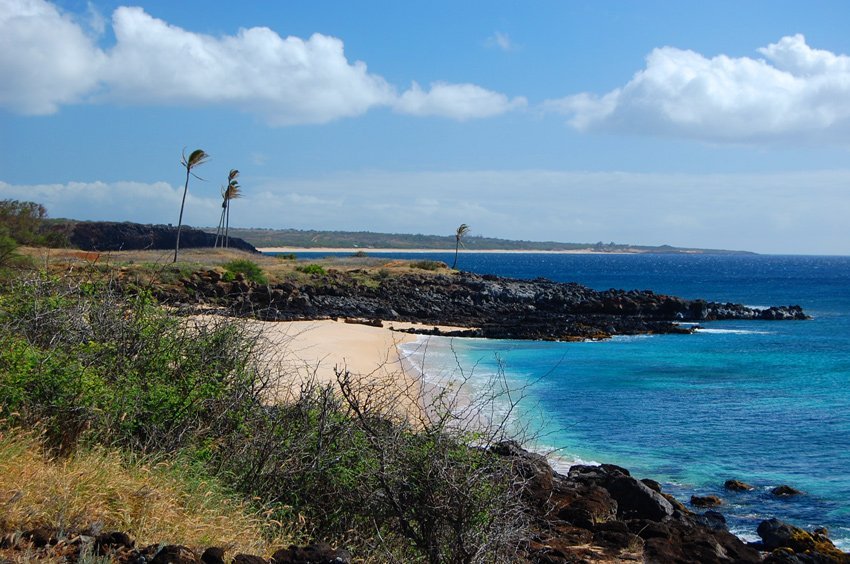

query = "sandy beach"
[{"left": 244, "top": 318, "right": 466, "bottom": 418}]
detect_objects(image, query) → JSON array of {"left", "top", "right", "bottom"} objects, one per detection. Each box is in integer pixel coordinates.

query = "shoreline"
[
  {"left": 258, "top": 246, "right": 646, "bottom": 254},
  {"left": 247, "top": 318, "right": 469, "bottom": 418}
]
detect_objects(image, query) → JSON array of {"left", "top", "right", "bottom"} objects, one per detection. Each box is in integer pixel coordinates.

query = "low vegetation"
[
  {"left": 295, "top": 263, "right": 327, "bottom": 276},
  {"left": 223, "top": 258, "right": 268, "bottom": 284},
  {"left": 0, "top": 268, "right": 529, "bottom": 561},
  {"left": 0, "top": 427, "right": 286, "bottom": 554},
  {"left": 0, "top": 199, "right": 70, "bottom": 272}
]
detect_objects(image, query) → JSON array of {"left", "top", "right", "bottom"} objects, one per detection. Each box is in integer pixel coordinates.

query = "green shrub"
[
  {"left": 0, "top": 230, "right": 27, "bottom": 274},
  {"left": 275, "top": 253, "right": 296, "bottom": 261},
  {"left": 295, "top": 264, "right": 327, "bottom": 276},
  {"left": 351, "top": 250, "right": 368, "bottom": 258},
  {"left": 223, "top": 259, "right": 268, "bottom": 285},
  {"left": 0, "top": 200, "right": 69, "bottom": 247},
  {"left": 0, "top": 276, "right": 262, "bottom": 452}
]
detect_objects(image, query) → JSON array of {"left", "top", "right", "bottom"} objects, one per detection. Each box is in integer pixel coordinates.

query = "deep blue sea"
[{"left": 276, "top": 251, "right": 850, "bottom": 547}]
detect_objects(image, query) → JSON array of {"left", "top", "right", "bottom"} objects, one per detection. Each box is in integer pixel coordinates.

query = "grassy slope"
[
  {"left": 20, "top": 246, "right": 454, "bottom": 287},
  {"left": 0, "top": 427, "right": 290, "bottom": 555}
]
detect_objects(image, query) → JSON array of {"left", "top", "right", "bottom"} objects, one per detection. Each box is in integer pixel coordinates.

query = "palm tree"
[
  {"left": 214, "top": 169, "right": 240, "bottom": 248},
  {"left": 223, "top": 174, "right": 241, "bottom": 248},
  {"left": 452, "top": 223, "right": 470, "bottom": 269},
  {"left": 213, "top": 188, "right": 227, "bottom": 248},
  {"left": 174, "top": 148, "right": 209, "bottom": 263}
]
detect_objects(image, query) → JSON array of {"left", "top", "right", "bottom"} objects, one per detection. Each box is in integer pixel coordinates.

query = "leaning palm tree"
[
  {"left": 213, "top": 188, "right": 227, "bottom": 249},
  {"left": 174, "top": 148, "right": 209, "bottom": 263},
  {"left": 214, "top": 169, "right": 239, "bottom": 248},
  {"left": 452, "top": 223, "right": 470, "bottom": 269},
  {"left": 223, "top": 177, "right": 241, "bottom": 248}
]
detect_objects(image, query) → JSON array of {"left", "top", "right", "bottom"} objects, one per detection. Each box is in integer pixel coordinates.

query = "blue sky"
[{"left": 2, "top": 0, "right": 850, "bottom": 254}]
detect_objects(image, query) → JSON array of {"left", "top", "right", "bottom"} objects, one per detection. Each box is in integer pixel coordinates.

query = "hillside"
[{"left": 214, "top": 227, "right": 754, "bottom": 254}]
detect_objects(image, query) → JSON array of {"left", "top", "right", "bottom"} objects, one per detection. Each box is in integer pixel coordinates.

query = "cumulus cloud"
[
  {"left": 395, "top": 82, "right": 527, "bottom": 120},
  {"left": 0, "top": 0, "right": 521, "bottom": 123},
  {"left": 545, "top": 34, "right": 850, "bottom": 142},
  {"left": 101, "top": 7, "right": 394, "bottom": 125},
  {"left": 0, "top": 0, "right": 104, "bottom": 114}
]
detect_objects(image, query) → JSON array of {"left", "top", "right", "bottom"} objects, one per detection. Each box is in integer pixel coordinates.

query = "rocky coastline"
[
  {"left": 164, "top": 268, "right": 808, "bottom": 341},
  {"left": 5, "top": 442, "right": 846, "bottom": 563}
]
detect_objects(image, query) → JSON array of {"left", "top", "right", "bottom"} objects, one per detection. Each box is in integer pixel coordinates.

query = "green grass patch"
[
  {"left": 295, "top": 264, "right": 327, "bottom": 276},
  {"left": 223, "top": 259, "right": 268, "bottom": 284}
]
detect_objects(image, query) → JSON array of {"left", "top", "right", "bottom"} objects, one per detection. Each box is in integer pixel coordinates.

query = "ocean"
[{"left": 275, "top": 251, "right": 850, "bottom": 548}]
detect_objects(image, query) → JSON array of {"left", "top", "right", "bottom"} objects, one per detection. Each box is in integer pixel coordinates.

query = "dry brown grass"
[
  {"left": 19, "top": 246, "right": 453, "bottom": 286},
  {"left": 0, "top": 427, "right": 295, "bottom": 555}
]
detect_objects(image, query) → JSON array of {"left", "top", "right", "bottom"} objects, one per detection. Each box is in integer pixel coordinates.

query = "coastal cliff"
[{"left": 66, "top": 221, "right": 258, "bottom": 253}]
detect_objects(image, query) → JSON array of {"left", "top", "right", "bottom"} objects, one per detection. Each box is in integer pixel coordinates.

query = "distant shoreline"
[{"left": 258, "top": 247, "right": 652, "bottom": 255}]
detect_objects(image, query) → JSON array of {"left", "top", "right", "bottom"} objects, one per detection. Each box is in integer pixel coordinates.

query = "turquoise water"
[{"left": 279, "top": 252, "right": 850, "bottom": 547}]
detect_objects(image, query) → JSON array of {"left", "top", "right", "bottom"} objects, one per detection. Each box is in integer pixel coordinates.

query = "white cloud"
[
  {"left": 85, "top": 1, "right": 106, "bottom": 35},
  {"left": 6, "top": 168, "right": 848, "bottom": 254},
  {"left": 101, "top": 7, "right": 394, "bottom": 125},
  {"left": 0, "top": 0, "right": 104, "bottom": 114},
  {"left": 486, "top": 31, "right": 516, "bottom": 52},
  {"left": 395, "top": 82, "right": 527, "bottom": 120},
  {"left": 0, "top": 0, "right": 520, "bottom": 123},
  {"left": 545, "top": 34, "right": 850, "bottom": 143}
]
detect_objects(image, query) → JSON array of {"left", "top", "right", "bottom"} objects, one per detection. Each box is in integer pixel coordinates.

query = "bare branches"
[{"left": 333, "top": 350, "right": 531, "bottom": 563}]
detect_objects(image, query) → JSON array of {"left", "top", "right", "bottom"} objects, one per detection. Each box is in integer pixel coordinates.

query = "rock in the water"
[
  {"left": 758, "top": 518, "right": 849, "bottom": 562},
  {"left": 724, "top": 479, "right": 754, "bottom": 491},
  {"left": 691, "top": 495, "right": 724, "bottom": 507},
  {"left": 757, "top": 519, "right": 815, "bottom": 552},
  {"left": 772, "top": 485, "right": 803, "bottom": 497}
]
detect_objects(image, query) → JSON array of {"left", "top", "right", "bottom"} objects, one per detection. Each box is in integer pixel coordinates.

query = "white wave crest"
[{"left": 695, "top": 328, "right": 773, "bottom": 335}]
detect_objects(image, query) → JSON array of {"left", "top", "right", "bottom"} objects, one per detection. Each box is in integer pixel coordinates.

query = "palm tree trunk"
[
  {"left": 225, "top": 200, "right": 230, "bottom": 248},
  {"left": 452, "top": 239, "right": 460, "bottom": 269},
  {"left": 214, "top": 205, "right": 226, "bottom": 248},
  {"left": 173, "top": 168, "right": 191, "bottom": 263}
]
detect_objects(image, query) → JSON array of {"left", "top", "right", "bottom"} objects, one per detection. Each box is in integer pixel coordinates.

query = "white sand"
[{"left": 243, "top": 318, "right": 469, "bottom": 417}]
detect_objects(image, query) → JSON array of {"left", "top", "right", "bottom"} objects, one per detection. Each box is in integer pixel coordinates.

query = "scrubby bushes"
[
  {"left": 296, "top": 263, "right": 327, "bottom": 276},
  {"left": 223, "top": 258, "right": 268, "bottom": 284},
  {"left": 0, "top": 274, "right": 265, "bottom": 453},
  {"left": 0, "top": 199, "right": 69, "bottom": 248},
  {"left": 0, "top": 271, "right": 528, "bottom": 561}
]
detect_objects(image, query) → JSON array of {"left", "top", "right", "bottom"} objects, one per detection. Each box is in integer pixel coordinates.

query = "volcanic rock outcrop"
[{"left": 167, "top": 269, "right": 808, "bottom": 341}]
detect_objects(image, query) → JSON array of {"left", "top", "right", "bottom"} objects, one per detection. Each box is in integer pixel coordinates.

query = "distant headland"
[{"left": 218, "top": 227, "right": 756, "bottom": 255}]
